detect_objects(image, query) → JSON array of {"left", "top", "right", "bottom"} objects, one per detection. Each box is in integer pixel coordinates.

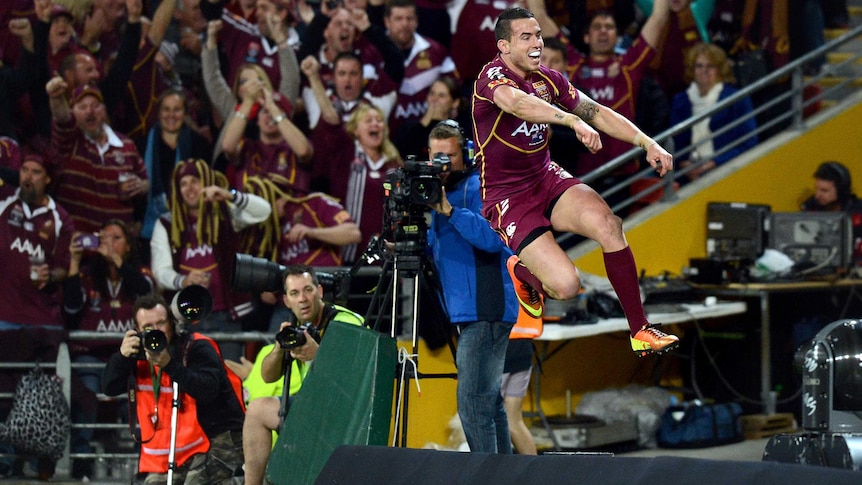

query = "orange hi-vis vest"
[{"left": 134, "top": 333, "right": 243, "bottom": 473}]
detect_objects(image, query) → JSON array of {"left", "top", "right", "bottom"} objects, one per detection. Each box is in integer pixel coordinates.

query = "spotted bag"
[{"left": 0, "top": 366, "right": 70, "bottom": 461}]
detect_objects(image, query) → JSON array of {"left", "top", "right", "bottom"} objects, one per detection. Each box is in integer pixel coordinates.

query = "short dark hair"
[
  {"left": 495, "top": 7, "right": 535, "bottom": 42},
  {"left": 429, "top": 119, "right": 464, "bottom": 148},
  {"left": 585, "top": 9, "right": 616, "bottom": 32},
  {"left": 333, "top": 51, "right": 363, "bottom": 72},
  {"left": 132, "top": 293, "right": 173, "bottom": 327},
  {"left": 282, "top": 264, "right": 320, "bottom": 292},
  {"left": 543, "top": 37, "right": 567, "bottom": 57},
  {"left": 385, "top": 0, "right": 415, "bottom": 17}
]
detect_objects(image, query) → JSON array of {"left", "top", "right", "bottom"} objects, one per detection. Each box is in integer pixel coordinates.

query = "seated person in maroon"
[
  {"left": 221, "top": 79, "right": 313, "bottom": 191},
  {"left": 62, "top": 218, "right": 154, "bottom": 477},
  {"left": 150, "top": 159, "right": 271, "bottom": 360}
]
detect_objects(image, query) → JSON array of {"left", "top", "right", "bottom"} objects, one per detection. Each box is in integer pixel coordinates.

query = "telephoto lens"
[{"left": 135, "top": 329, "right": 168, "bottom": 359}]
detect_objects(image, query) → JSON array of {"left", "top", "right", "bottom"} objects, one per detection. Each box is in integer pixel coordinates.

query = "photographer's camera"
[
  {"left": 275, "top": 323, "right": 322, "bottom": 350},
  {"left": 135, "top": 329, "right": 167, "bottom": 359}
]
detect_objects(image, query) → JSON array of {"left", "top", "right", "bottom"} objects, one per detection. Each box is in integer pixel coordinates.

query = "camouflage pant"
[{"left": 138, "top": 430, "right": 244, "bottom": 485}]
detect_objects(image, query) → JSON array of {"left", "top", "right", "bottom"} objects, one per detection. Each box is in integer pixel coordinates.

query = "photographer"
[
  {"left": 242, "top": 265, "right": 363, "bottom": 485},
  {"left": 425, "top": 120, "right": 520, "bottom": 453},
  {"left": 101, "top": 293, "right": 245, "bottom": 484}
]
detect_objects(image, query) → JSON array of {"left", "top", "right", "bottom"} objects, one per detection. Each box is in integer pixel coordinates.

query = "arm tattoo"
[{"left": 573, "top": 98, "right": 599, "bottom": 123}]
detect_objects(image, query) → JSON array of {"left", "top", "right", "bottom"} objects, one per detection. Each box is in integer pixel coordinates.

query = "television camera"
[{"left": 382, "top": 154, "right": 451, "bottom": 256}]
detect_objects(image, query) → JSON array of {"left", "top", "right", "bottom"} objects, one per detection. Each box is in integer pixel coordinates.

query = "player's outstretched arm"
[
  {"left": 493, "top": 82, "right": 601, "bottom": 152},
  {"left": 573, "top": 90, "right": 673, "bottom": 176}
]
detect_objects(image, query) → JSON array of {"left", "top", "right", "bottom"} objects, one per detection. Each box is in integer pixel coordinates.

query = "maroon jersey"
[
  {"left": 651, "top": 9, "right": 703, "bottom": 98},
  {"left": 0, "top": 185, "right": 74, "bottom": 326},
  {"left": 389, "top": 34, "right": 457, "bottom": 133},
  {"left": 234, "top": 139, "right": 311, "bottom": 193},
  {"left": 570, "top": 36, "right": 655, "bottom": 174},
  {"left": 219, "top": 10, "right": 288, "bottom": 87},
  {"left": 113, "top": 37, "right": 170, "bottom": 141},
  {"left": 448, "top": 0, "right": 518, "bottom": 80},
  {"left": 472, "top": 55, "right": 580, "bottom": 204},
  {"left": 70, "top": 267, "right": 155, "bottom": 356},
  {"left": 51, "top": 118, "right": 148, "bottom": 233},
  {"left": 278, "top": 193, "right": 355, "bottom": 267},
  {"left": 176, "top": 224, "right": 230, "bottom": 313}
]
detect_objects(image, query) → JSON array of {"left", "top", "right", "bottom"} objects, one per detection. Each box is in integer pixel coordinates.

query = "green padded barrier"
[{"left": 265, "top": 321, "right": 397, "bottom": 484}]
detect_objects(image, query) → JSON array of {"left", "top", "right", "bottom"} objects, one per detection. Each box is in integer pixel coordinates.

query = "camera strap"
[{"left": 126, "top": 365, "right": 159, "bottom": 444}]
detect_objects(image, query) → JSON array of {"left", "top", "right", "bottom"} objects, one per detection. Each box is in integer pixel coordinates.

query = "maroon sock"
[
  {"left": 514, "top": 262, "right": 547, "bottom": 298},
  {"left": 603, "top": 247, "right": 648, "bottom": 335}
]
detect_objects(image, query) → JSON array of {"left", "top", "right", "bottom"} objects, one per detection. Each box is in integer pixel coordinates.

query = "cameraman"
[
  {"left": 242, "top": 265, "right": 364, "bottom": 485},
  {"left": 101, "top": 294, "right": 245, "bottom": 484},
  {"left": 426, "top": 120, "right": 520, "bottom": 453}
]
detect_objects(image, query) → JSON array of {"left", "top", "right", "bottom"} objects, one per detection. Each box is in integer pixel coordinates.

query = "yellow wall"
[
  {"left": 576, "top": 101, "right": 862, "bottom": 277},
  {"left": 399, "top": 100, "right": 862, "bottom": 449}
]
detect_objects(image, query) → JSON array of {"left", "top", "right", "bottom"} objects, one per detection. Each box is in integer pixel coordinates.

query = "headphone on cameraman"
[
  {"left": 434, "top": 119, "right": 475, "bottom": 170},
  {"left": 817, "top": 161, "right": 852, "bottom": 206}
]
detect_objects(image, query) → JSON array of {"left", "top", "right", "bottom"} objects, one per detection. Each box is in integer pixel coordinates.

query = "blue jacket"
[
  {"left": 427, "top": 171, "right": 518, "bottom": 325},
  {"left": 670, "top": 84, "right": 758, "bottom": 166}
]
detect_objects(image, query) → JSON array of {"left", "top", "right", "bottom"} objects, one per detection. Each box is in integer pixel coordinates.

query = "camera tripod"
[{"left": 361, "top": 244, "right": 458, "bottom": 447}]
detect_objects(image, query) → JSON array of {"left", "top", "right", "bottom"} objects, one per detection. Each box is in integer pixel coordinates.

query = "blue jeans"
[{"left": 456, "top": 320, "right": 514, "bottom": 453}]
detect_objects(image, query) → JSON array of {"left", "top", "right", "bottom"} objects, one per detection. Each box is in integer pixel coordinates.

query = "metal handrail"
[{"left": 558, "top": 23, "right": 862, "bottom": 249}]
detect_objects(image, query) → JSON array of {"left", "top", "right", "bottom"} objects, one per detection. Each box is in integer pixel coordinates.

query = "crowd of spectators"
[{"left": 0, "top": 0, "right": 847, "bottom": 479}]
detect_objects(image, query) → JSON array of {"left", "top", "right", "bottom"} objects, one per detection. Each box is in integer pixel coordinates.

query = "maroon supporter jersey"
[
  {"left": 0, "top": 186, "right": 74, "bottom": 326},
  {"left": 278, "top": 193, "right": 355, "bottom": 267},
  {"left": 570, "top": 36, "right": 655, "bottom": 174},
  {"left": 51, "top": 119, "right": 147, "bottom": 233},
  {"left": 175, "top": 226, "right": 229, "bottom": 313},
  {"left": 472, "top": 55, "right": 580, "bottom": 203},
  {"left": 113, "top": 37, "right": 170, "bottom": 140},
  {"left": 448, "top": 0, "right": 518, "bottom": 80},
  {"left": 235, "top": 139, "right": 311, "bottom": 193},
  {"left": 72, "top": 267, "right": 155, "bottom": 356},
  {"left": 219, "top": 11, "right": 284, "bottom": 87},
  {"left": 389, "top": 34, "right": 456, "bottom": 133}
]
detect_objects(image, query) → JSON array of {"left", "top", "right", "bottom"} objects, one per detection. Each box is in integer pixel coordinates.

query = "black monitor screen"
[
  {"left": 769, "top": 212, "right": 852, "bottom": 272},
  {"left": 706, "top": 202, "right": 771, "bottom": 261}
]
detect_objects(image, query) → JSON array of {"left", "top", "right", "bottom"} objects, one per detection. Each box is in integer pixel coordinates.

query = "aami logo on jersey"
[
  {"left": 184, "top": 245, "right": 214, "bottom": 259},
  {"left": 10, "top": 237, "right": 44, "bottom": 260},
  {"left": 95, "top": 319, "right": 135, "bottom": 333},
  {"left": 394, "top": 101, "right": 428, "bottom": 120},
  {"left": 511, "top": 121, "right": 547, "bottom": 146}
]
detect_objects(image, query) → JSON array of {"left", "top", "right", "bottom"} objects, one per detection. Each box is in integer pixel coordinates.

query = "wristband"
[
  {"left": 235, "top": 111, "right": 248, "bottom": 121},
  {"left": 272, "top": 113, "right": 286, "bottom": 124},
  {"left": 633, "top": 132, "right": 657, "bottom": 150}
]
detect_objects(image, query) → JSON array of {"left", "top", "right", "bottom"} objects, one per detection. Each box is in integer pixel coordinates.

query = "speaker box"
[{"left": 317, "top": 445, "right": 862, "bottom": 484}]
